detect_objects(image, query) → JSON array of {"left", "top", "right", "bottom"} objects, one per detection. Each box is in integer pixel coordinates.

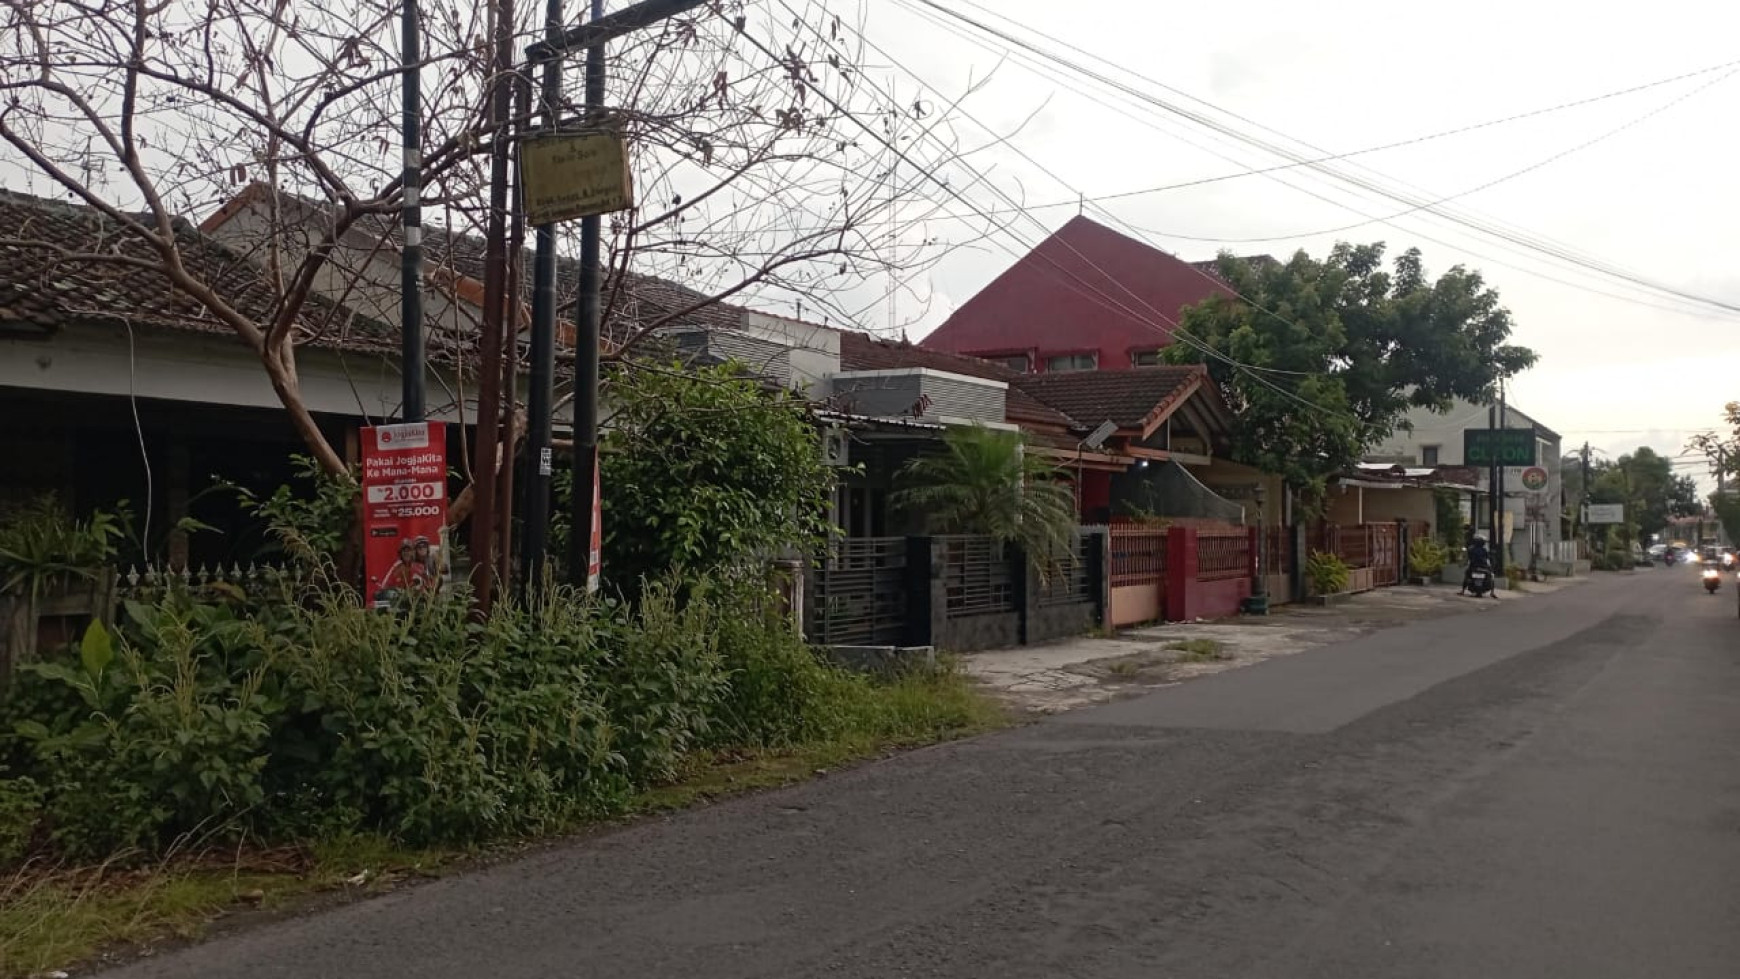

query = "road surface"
[{"left": 106, "top": 569, "right": 1740, "bottom": 978}]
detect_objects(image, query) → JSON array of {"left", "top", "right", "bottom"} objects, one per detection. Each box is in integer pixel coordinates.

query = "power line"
[
  {"left": 886, "top": 0, "right": 1740, "bottom": 324},
  {"left": 755, "top": 6, "right": 1354, "bottom": 424},
  {"left": 908, "top": 0, "right": 1740, "bottom": 319},
  {"left": 908, "top": 56, "right": 1740, "bottom": 220}
]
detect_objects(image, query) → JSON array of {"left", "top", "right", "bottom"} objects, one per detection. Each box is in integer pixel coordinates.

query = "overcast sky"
[{"left": 853, "top": 0, "right": 1740, "bottom": 490}]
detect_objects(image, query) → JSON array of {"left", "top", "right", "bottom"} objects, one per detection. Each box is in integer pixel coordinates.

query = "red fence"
[
  {"left": 1109, "top": 526, "right": 1167, "bottom": 587},
  {"left": 1196, "top": 526, "right": 1254, "bottom": 583}
]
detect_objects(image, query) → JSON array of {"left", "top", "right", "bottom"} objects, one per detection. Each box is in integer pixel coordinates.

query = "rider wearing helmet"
[{"left": 1460, "top": 533, "right": 1493, "bottom": 595}]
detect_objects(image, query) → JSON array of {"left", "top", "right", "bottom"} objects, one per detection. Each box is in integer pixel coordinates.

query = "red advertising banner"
[{"left": 360, "top": 422, "right": 449, "bottom": 607}]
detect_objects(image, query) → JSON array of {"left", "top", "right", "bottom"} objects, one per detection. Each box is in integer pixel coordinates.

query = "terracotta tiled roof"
[
  {"left": 202, "top": 184, "right": 747, "bottom": 346},
  {"left": 1012, "top": 366, "right": 1205, "bottom": 432},
  {"left": 837, "top": 332, "right": 1076, "bottom": 429},
  {"left": 0, "top": 189, "right": 392, "bottom": 352}
]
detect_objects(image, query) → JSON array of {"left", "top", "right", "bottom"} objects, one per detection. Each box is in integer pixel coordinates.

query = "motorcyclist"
[{"left": 1460, "top": 534, "right": 1494, "bottom": 596}]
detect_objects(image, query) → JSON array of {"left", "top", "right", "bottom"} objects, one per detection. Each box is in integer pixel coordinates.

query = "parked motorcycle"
[
  {"left": 1466, "top": 566, "right": 1496, "bottom": 598},
  {"left": 1702, "top": 567, "right": 1721, "bottom": 593}
]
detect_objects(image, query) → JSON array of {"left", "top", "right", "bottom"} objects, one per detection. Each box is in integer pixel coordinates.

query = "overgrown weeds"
[{"left": 1167, "top": 639, "right": 1230, "bottom": 663}]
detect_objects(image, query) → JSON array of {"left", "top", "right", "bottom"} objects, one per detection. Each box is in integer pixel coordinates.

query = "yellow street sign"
[{"left": 520, "top": 132, "right": 634, "bottom": 224}]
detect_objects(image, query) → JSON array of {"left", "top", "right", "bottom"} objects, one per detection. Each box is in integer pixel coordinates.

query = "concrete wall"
[
  {"left": 742, "top": 311, "right": 840, "bottom": 392},
  {"left": 1323, "top": 485, "right": 1435, "bottom": 531},
  {"left": 824, "top": 369, "right": 1008, "bottom": 425},
  {"left": 0, "top": 322, "right": 470, "bottom": 423},
  {"left": 1110, "top": 583, "right": 1163, "bottom": 627}
]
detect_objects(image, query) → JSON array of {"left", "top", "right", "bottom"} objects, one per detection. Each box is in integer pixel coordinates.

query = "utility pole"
[
  {"left": 520, "top": 0, "right": 565, "bottom": 593},
  {"left": 1487, "top": 396, "right": 1500, "bottom": 563},
  {"left": 568, "top": 0, "right": 607, "bottom": 593},
  {"left": 509, "top": 0, "right": 709, "bottom": 594},
  {"left": 467, "top": 0, "right": 517, "bottom": 610},
  {"left": 1496, "top": 380, "right": 1508, "bottom": 569},
  {"left": 1582, "top": 441, "right": 1592, "bottom": 558},
  {"left": 400, "top": 0, "right": 425, "bottom": 421}
]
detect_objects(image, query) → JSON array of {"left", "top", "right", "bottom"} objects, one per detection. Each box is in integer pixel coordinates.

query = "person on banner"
[
  {"left": 383, "top": 540, "right": 428, "bottom": 593},
  {"left": 411, "top": 535, "right": 446, "bottom": 586}
]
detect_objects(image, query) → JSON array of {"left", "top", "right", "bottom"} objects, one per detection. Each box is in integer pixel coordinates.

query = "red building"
[{"left": 920, "top": 215, "right": 1235, "bottom": 373}]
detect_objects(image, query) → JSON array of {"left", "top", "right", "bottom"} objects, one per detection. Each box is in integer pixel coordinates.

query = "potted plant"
[
  {"left": 1407, "top": 537, "right": 1446, "bottom": 585},
  {"left": 1306, "top": 549, "right": 1351, "bottom": 605}
]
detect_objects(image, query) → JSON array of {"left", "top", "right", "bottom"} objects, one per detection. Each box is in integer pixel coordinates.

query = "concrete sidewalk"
[{"left": 965, "top": 576, "right": 1593, "bottom": 714}]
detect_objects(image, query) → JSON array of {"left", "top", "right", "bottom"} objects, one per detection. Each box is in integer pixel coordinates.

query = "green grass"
[
  {"left": 1166, "top": 638, "right": 1230, "bottom": 663},
  {"left": 0, "top": 668, "right": 1003, "bottom": 978},
  {"left": 0, "top": 836, "right": 449, "bottom": 979}
]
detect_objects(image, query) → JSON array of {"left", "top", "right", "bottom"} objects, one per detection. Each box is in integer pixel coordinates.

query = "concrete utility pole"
[
  {"left": 400, "top": 0, "right": 425, "bottom": 422},
  {"left": 1488, "top": 396, "right": 1500, "bottom": 564},
  {"left": 461, "top": 0, "right": 708, "bottom": 601},
  {"left": 1582, "top": 441, "right": 1592, "bottom": 557},
  {"left": 569, "top": 0, "right": 606, "bottom": 593}
]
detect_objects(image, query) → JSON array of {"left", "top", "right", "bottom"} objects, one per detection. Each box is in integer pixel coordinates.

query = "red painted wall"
[
  {"left": 1165, "top": 527, "right": 1253, "bottom": 621},
  {"left": 921, "top": 216, "right": 1233, "bottom": 372}
]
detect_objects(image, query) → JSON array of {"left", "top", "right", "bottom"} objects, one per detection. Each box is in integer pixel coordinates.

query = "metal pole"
[
  {"left": 1488, "top": 398, "right": 1499, "bottom": 563},
  {"left": 468, "top": 0, "right": 516, "bottom": 608},
  {"left": 400, "top": 0, "right": 425, "bottom": 421},
  {"left": 1582, "top": 441, "right": 1592, "bottom": 559},
  {"left": 522, "top": 0, "right": 564, "bottom": 592},
  {"left": 498, "top": 78, "right": 530, "bottom": 591},
  {"left": 568, "top": 0, "right": 605, "bottom": 591},
  {"left": 1497, "top": 380, "right": 1508, "bottom": 568}
]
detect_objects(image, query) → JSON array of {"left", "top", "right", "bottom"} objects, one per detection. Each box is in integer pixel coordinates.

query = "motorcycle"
[
  {"left": 1703, "top": 567, "right": 1722, "bottom": 593},
  {"left": 1466, "top": 566, "right": 1496, "bottom": 598}
]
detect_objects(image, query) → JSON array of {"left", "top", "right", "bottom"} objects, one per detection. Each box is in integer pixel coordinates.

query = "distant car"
[{"left": 1648, "top": 543, "right": 1668, "bottom": 561}]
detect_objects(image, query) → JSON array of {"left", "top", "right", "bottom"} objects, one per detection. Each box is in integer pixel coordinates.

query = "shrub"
[
  {"left": 0, "top": 569, "right": 967, "bottom": 858},
  {"left": 1504, "top": 565, "right": 1524, "bottom": 589},
  {"left": 0, "top": 772, "right": 42, "bottom": 866},
  {"left": 1306, "top": 550, "right": 1350, "bottom": 595},
  {"left": 1407, "top": 537, "right": 1446, "bottom": 577}
]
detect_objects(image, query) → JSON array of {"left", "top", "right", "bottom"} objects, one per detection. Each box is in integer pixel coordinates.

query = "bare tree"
[{"left": 0, "top": 0, "right": 974, "bottom": 496}]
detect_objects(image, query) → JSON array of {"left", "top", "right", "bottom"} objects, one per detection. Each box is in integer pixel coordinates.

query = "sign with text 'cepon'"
[
  {"left": 520, "top": 131, "right": 635, "bottom": 224},
  {"left": 1463, "top": 427, "right": 1538, "bottom": 467}
]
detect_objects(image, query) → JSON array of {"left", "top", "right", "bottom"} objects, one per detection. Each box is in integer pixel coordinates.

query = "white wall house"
[{"left": 1368, "top": 398, "right": 1564, "bottom": 567}]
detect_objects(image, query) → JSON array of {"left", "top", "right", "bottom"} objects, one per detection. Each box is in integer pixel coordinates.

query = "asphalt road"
[{"left": 105, "top": 568, "right": 1740, "bottom": 979}]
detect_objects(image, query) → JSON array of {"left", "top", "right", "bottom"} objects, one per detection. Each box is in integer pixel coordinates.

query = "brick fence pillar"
[{"left": 1166, "top": 525, "right": 1198, "bottom": 622}]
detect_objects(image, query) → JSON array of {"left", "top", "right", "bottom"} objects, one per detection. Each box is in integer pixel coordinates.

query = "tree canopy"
[
  {"left": 1686, "top": 402, "right": 1740, "bottom": 541},
  {"left": 1582, "top": 446, "right": 1701, "bottom": 542},
  {"left": 1165, "top": 244, "right": 1537, "bottom": 493}
]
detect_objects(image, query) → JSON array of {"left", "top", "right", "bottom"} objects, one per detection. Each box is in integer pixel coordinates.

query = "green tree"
[
  {"left": 1687, "top": 402, "right": 1740, "bottom": 541},
  {"left": 569, "top": 364, "right": 836, "bottom": 592},
  {"left": 891, "top": 425, "right": 1077, "bottom": 565},
  {"left": 1167, "top": 244, "right": 1536, "bottom": 494},
  {"left": 1586, "top": 447, "right": 1702, "bottom": 543}
]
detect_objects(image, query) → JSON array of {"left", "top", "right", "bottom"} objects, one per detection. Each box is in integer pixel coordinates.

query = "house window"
[
  {"left": 1421, "top": 445, "right": 1440, "bottom": 467},
  {"left": 1046, "top": 352, "right": 1098, "bottom": 372},
  {"left": 992, "top": 354, "right": 1030, "bottom": 373},
  {"left": 1130, "top": 350, "right": 1162, "bottom": 367}
]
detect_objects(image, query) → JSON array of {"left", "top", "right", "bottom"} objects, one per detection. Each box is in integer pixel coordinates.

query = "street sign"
[
  {"left": 520, "top": 131, "right": 635, "bottom": 224},
  {"left": 1586, "top": 503, "right": 1625, "bottom": 524},
  {"left": 1464, "top": 428, "right": 1537, "bottom": 467},
  {"left": 1519, "top": 466, "right": 1548, "bottom": 491}
]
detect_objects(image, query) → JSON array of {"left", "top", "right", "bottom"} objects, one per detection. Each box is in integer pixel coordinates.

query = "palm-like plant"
[{"left": 891, "top": 424, "right": 1078, "bottom": 565}]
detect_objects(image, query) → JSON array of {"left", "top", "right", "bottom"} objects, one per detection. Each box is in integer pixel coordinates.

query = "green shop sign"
[{"left": 1464, "top": 428, "right": 1538, "bottom": 467}]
